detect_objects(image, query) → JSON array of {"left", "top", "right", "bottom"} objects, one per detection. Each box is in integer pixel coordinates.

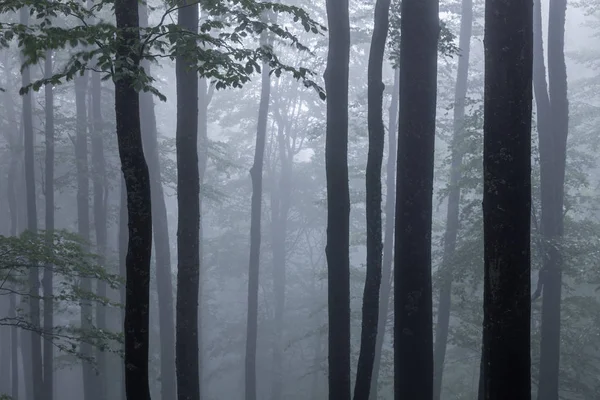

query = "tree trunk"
[
  {"left": 91, "top": 57, "right": 108, "bottom": 400},
  {"left": 43, "top": 49, "right": 55, "bottom": 400},
  {"left": 324, "top": 0, "right": 351, "bottom": 396},
  {"left": 175, "top": 3, "right": 200, "bottom": 400},
  {"left": 481, "top": 0, "right": 532, "bottom": 396},
  {"left": 118, "top": 176, "right": 128, "bottom": 400},
  {"left": 20, "top": 7, "right": 43, "bottom": 400},
  {"left": 432, "top": 1, "right": 473, "bottom": 399},
  {"left": 74, "top": 71, "right": 95, "bottom": 400},
  {"left": 138, "top": 4, "right": 177, "bottom": 399},
  {"left": 536, "top": 0, "right": 568, "bottom": 397},
  {"left": 353, "top": 0, "right": 391, "bottom": 395},
  {"left": 269, "top": 117, "right": 292, "bottom": 400},
  {"left": 370, "top": 67, "right": 399, "bottom": 400},
  {"left": 394, "top": 0, "right": 438, "bottom": 397},
  {"left": 114, "top": 1, "right": 153, "bottom": 399},
  {"left": 245, "top": 32, "right": 271, "bottom": 400}
]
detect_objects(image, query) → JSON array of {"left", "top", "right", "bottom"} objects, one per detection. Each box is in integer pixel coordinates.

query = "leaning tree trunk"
[
  {"left": 20, "top": 7, "right": 44, "bottom": 400},
  {"left": 324, "top": 0, "right": 351, "bottom": 396},
  {"left": 43, "top": 49, "right": 55, "bottom": 400},
  {"left": 536, "top": 0, "right": 568, "bottom": 397},
  {"left": 394, "top": 0, "right": 438, "bottom": 397},
  {"left": 175, "top": 3, "right": 201, "bottom": 400},
  {"left": 138, "top": 4, "right": 177, "bottom": 399},
  {"left": 370, "top": 67, "right": 399, "bottom": 400},
  {"left": 432, "top": 1, "right": 473, "bottom": 398},
  {"left": 245, "top": 31, "right": 271, "bottom": 400},
  {"left": 481, "top": 0, "right": 532, "bottom": 397},
  {"left": 114, "top": 1, "right": 153, "bottom": 399},
  {"left": 353, "top": 0, "right": 392, "bottom": 395}
]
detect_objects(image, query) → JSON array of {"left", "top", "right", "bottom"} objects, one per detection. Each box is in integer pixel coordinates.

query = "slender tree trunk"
[
  {"left": 324, "top": 0, "right": 351, "bottom": 396},
  {"left": 370, "top": 67, "right": 399, "bottom": 400},
  {"left": 43, "top": 49, "right": 55, "bottom": 400},
  {"left": 394, "top": 0, "right": 438, "bottom": 397},
  {"left": 353, "top": 0, "right": 392, "bottom": 395},
  {"left": 20, "top": 7, "right": 44, "bottom": 400},
  {"left": 481, "top": 0, "right": 532, "bottom": 396},
  {"left": 245, "top": 32, "right": 271, "bottom": 400},
  {"left": 269, "top": 120, "right": 291, "bottom": 400},
  {"left": 536, "top": 0, "right": 568, "bottom": 397},
  {"left": 91, "top": 57, "right": 108, "bottom": 400},
  {"left": 114, "top": 1, "right": 153, "bottom": 399},
  {"left": 10, "top": 291, "right": 19, "bottom": 400},
  {"left": 432, "top": 2, "right": 473, "bottom": 399},
  {"left": 74, "top": 71, "right": 95, "bottom": 400},
  {"left": 137, "top": 4, "right": 177, "bottom": 399},
  {"left": 175, "top": 3, "right": 200, "bottom": 400}
]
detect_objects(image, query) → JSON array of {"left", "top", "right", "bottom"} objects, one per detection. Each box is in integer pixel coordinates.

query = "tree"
[
  {"left": 175, "top": 2, "right": 200, "bottom": 400},
  {"left": 481, "top": 0, "right": 532, "bottom": 397},
  {"left": 43, "top": 48, "right": 55, "bottom": 400},
  {"left": 353, "top": 0, "right": 392, "bottom": 394},
  {"left": 245, "top": 25, "right": 271, "bottom": 400},
  {"left": 114, "top": 1, "right": 153, "bottom": 399},
  {"left": 20, "top": 6, "right": 44, "bottom": 400},
  {"left": 432, "top": 0, "right": 473, "bottom": 398},
  {"left": 324, "top": 0, "right": 352, "bottom": 397},
  {"left": 534, "top": 0, "right": 569, "bottom": 397},
  {"left": 394, "top": 0, "right": 439, "bottom": 398},
  {"left": 138, "top": 3, "right": 177, "bottom": 399}
]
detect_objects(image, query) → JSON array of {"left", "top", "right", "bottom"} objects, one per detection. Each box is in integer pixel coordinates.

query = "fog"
[{"left": 0, "top": 0, "right": 598, "bottom": 399}]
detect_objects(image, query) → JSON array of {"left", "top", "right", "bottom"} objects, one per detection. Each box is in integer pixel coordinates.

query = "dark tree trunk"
[
  {"left": 432, "top": 1, "right": 473, "bottom": 399},
  {"left": 91, "top": 58, "right": 108, "bottom": 400},
  {"left": 43, "top": 49, "right": 55, "bottom": 400},
  {"left": 114, "top": 1, "right": 153, "bottom": 399},
  {"left": 324, "top": 0, "right": 351, "bottom": 396},
  {"left": 353, "top": 0, "right": 391, "bottom": 395},
  {"left": 20, "top": 7, "right": 43, "bottom": 400},
  {"left": 481, "top": 0, "right": 532, "bottom": 397},
  {"left": 138, "top": 4, "right": 177, "bottom": 399},
  {"left": 74, "top": 71, "right": 95, "bottom": 400},
  {"left": 394, "top": 0, "right": 438, "bottom": 397},
  {"left": 536, "top": 0, "right": 568, "bottom": 397},
  {"left": 245, "top": 35, "right": 271, "bottom": 400},
  {"left": 10, "top": 291, "right": 19, "bottom": 400},
  {"left": 370, "top": 67, "right": 399, "bottom": 400},
  {"left": 118, "top": 176, "right": 128, "bottom": 400},
  {"left": 175, "top": 3, "right": 200, "bottom": 400}
]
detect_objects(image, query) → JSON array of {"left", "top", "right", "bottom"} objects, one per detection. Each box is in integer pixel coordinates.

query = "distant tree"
[
  {"left": 432, "top": 0, "right": 473, "bottom": 398},
  {"left": 393, "top": 0, "right": 439, "bottom": 398},
  {"left": 481, "top": 0, "right": 532, "bottom": 398},
  {"left": 534, "top": 0, "right": 569, "bottom": 397}
]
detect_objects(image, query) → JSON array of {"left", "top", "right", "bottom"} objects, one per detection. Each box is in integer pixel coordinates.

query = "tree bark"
[
  {"left": 353, "top": 0, "right": 391, "bottom": 395},
  {"left": 245, "top": 32, "right": 271, "bottom": 400},
  {"left": 138, "top": 4, "right": 177, "bottom": 399},
  {"left": 20, "top": 7, "right": 44, "bottom": 400},
  {"left": 175, "top": 3, "right": 200, "bottom": 400},
  {"left": 432, "top": 1, "right": 473, "bottom": 398},
  {"left": 114, "top": 1, "right": 153, "bottom": 399},
  {"left": 481, "top": 0, "right": 532, "bottom": 397},
  {"left": 370, "top": 67, "right": 399, "bottom": 400},
  {"left": 536, "top": 0, "right": 568, "bottom": 397},
  {"left": 43, "top": 49, "right": 55, "bottom": 400},
  {"left": 118, "top": 176, "right": 128, "bottom": 400},
  {"left": 394, "top": 0, "right": 438, "bottom": 397},
  {"left": 324, "top": 0, "right": 351, "bottom": 396}
]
